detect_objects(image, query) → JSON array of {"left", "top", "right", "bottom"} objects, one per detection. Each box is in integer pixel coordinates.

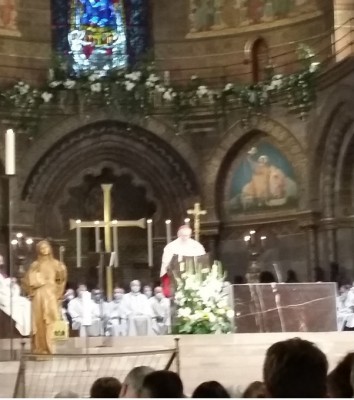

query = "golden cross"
[
  {"left": 70, "top": 184, "right": 146, "bottom": 301},
  {"left": 187, "top": 202, "right": 207, "bottom": 242}
]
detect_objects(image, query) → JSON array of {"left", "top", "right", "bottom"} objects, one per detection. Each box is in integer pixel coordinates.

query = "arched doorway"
[{"left": 21, "top": 120, "right": 199, "bottom": 288}]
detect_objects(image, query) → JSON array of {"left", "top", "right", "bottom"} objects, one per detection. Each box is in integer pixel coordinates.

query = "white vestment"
[
  {"left": 122, "top": 292, "right": 153, "bottom": 336},
  {"left": 150, "top": 297, "right": 171, "bottom": 335},
  {"left": 107, "top": 300, "right": 128, "bottom": 336},
  {"left": 343, "top": 289, "right": 354, "bottom": 328},
  {"left": 0, "top": 274, "right": 31, "bottom": 336},
  {"left": 68, "top": 295, "right": 107, "bottom": 337},
  {"left": 160, "top": 238, "right": 206, "bottom": 277}
]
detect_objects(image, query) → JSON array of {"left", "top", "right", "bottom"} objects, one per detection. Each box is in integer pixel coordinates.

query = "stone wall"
[
  {"left": 0, "top": 0, "right": 51, "bottom": 84},
  {"left": 153, "top": 0, "right": 334, "bottom": 84}
]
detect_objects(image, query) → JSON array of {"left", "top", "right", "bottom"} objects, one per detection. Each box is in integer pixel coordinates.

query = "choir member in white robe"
[
  {"left": 150, "top": 286, "right": 171, "bottom": 335},
  {"left": 122, "top": 280, "right": 153, "bottom": 336},
  {"left": 143, "top": 285, "right": 153, "bottom": 299},
  {"left": 107, "top": 287, "right": 127, "bottom": 336},
  {"left": 0, "top": 274, "right": 31, "bottom": 336},
  {"left": 344, "top": 284, "right": 354, "bottom": 329},
  {"left": 91, "top": 289, "right": 109, "bottom": 336},
  {"left": 68, "top": 285, "right": 103, "bottom": 337},
  {"left": 160, "top": 225, "right": 206, "bottom": 297}
]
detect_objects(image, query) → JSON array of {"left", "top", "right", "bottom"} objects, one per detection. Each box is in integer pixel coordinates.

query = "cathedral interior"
[{"left": 0, "top": 0, "right": 354, "bottom": 288}]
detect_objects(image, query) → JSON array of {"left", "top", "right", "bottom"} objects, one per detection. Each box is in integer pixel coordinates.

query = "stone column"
[{"left": 305, "top": 225, "right": 319, "bottom": 281}]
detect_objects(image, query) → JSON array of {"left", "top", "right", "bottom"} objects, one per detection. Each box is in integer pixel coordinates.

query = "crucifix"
[
  {"left": 187, "top": 202, "right": 207, "bottom": 242},
  {"left": 69, "top": 184, "right": 146, "bottom": 301}
]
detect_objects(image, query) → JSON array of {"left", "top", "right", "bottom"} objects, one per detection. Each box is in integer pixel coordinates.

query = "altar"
[{"left": 232, "top": 282, "right": 337, "bottom": 333}]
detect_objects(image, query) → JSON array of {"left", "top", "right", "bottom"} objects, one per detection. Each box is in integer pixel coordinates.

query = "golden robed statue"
[{"left": 23, "top": 240, "right": 67, "bottom": 355}]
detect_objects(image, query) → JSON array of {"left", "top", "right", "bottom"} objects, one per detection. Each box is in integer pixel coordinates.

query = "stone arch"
[
  {"left": 19, "top": 113, "right": 200, "bottom": 238},
  {"left": 309, "top": 84, "right": 354, "bottom": 218},
  {"left": 202, "top": 116, "right": 306, "bottom": 222}
]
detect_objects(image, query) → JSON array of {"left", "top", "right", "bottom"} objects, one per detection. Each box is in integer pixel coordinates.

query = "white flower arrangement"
[{"left": 174, "top": 260, "right": 234, "bottom": 334}]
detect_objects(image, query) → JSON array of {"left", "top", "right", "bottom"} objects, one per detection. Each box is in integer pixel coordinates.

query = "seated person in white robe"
[
  {"left": 68, "top": 284, "right": 103, "bottom": 337},
  {"left": 343, "top": 284, "right": 354, "bottom": 330},
  {"left": 143, "top": 285, "right": 153, "bottom": 299},
  {"left": 107, "top": 287, "right": 127, "bottom": 336},
  {"left": 122, "top": 280, "right": 153, "bottom": 336},
  {"left": 91, "top": 288, "right": 109, "bottom": 336},
  {"left": 150, "top": 286, "right": 171, "bottom": 335},
  {"left": 0, "top": 274, "right": 31, "bottom": 336}
]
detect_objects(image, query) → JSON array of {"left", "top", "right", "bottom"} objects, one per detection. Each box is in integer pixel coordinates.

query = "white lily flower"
[
  {"left": 64, "top": 80, "right": 76, "bottom": 89},
  {"left": 41, "top": 92, "right": 53, "bottom": 103}
]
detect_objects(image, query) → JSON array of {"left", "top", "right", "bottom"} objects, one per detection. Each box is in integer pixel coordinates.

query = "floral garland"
[
  {"left": 1, "top": 44, "right": 319, "bottom": 133},
  {"left": 174, "top": 261, "right": 234, "bottom": 334}
]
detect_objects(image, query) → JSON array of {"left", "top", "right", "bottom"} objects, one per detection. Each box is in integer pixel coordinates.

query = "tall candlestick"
[
  {"left": 165, "top": 220, "right": 172, "bottom": 244},
  {"left": 94, "top": 221, "right": 100, "bottom": 253},
  {"left": 76, "top": 220, "right": 82, "bottom": 268},
  {"left": 112, "top": 221, "right": 118, "bottom": 268},
  {"left": 147, "top": 219, "right": 153, "bottom": 267},
  {"left": 5, "top": 129, "right": 15, "bottom": 175},
  {"left": 59, "top": 246, "right": 65, "bottom": 263}
]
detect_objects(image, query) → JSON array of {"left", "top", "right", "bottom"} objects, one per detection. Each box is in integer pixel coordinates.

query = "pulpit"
[{"left": 232, "top": 282, "right": 337, "bottom": 333}]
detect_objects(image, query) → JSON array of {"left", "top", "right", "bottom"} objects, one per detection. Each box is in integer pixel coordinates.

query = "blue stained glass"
[{"left": 68, "top": 0, "right": 127, "bottom": 74}]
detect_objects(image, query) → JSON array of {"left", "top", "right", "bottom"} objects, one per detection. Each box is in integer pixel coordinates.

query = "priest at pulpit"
[
  {"left": 121, "top": 280, "right": 153, "bottom": 336},
  {"left": 160, "top": 225, "right": 206, "bottom": 297}
]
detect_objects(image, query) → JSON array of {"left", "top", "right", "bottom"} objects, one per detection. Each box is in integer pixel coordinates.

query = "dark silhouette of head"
[
  {"left": 90, "top": 377, "right": 121, "bottom": 398},
  {"left": 259, "top": 271, "right": 276, "bottom": 283},
  {"left": 286, "top": 269, "right": 298, "bottom": 283},
  {"left": 141, "top": 371, "right": 184, "bottom": 398},
  {"left": 327, "top": 352, "right": 354, "bottom": 398},
  {"left": 263, "top": 338, "right": 328, "bottom": 398},
  {"left": 234, "top": 275, "right": 245, "bottom": 284},
  {"left": 243, "top": 381, "right": 266, "bottom": 398},
  {"left": 192, "top": 381, "right": 230, "bottom": 398}
]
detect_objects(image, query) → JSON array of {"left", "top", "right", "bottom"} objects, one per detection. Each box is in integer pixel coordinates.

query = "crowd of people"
[
  {"left": 62, "top": 280, "right": 171, "bottom": 337},
  {"left": 53, "top": 337, "right": 354, "bottom": 398}
]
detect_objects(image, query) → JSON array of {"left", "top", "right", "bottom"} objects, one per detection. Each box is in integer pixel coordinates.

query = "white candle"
[
  {"left": 164, "top": 70, "right": 170, "bottom": 86},
  {"left": 59, "top": 246, "right": 65, "bottom": 263},
  {"left": 76, "top": 220, "right": 82, "bottom": 268},
  {"left": 184, "top": 218, "right": 190, "bottom": 227},
  {"left": 147, "top": 219, "right": 153, "bottom": 267},
  {"left": 94, "top": 221, "right": 100, "bottom": 253},
  {"left": 165, "top": 220, "right": 172, "bottom": 244},
  {"left": 5, "top": 129, "right": 15, "bottom": 175},
  {"left": 112, "top": 221, "right": 118, "bottom": 268}
]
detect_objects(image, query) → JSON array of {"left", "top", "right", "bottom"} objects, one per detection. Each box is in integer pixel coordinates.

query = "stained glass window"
[
  {"left": 51, "top": 0, "right": 150, "bottom": 73},
  {"left": 68, "top": 0, "right": 127, "bottom": 74}
]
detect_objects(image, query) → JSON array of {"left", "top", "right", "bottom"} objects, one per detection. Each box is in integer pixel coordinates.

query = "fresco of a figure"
[
  {"left": 189, "top": 0, "right": 320, "bottom": 35},
  {"left": 226, "top": 142, "right": 298, "bottom": 213},
  {"left": 0, "top": 0, "right": 17, "bottom": 31}
]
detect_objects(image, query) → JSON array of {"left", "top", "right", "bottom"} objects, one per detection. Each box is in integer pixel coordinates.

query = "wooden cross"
[
  {"left": 69, "top": 184, "right": 146, "bottom": 301},
  {"left": 187, "top": 202, "right": 207, "bottom": 242}
]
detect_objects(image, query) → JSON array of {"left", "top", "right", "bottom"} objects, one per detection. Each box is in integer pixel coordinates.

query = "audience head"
[
  {"left": 130, "top": 280, "right": 141, "bottom": 293},
  {"left": 285, "top": 269, "right": 298, "bottom": 283},
  {"left": 263, "top": 337, "right": 328, "bottom": 398},
  {"left": 90, "top": 377, "right": 121, "bottom": 398},
  {"left": 327, "top": 352, "right": 354, "bottom": 398},
  {"left": 54, "top": 390, "right": 78, "bottom": 398},
  {"left": 243, "top": 381, "right": 266, "bottom": 398},
  {"left": 177, "top": 225, "right": 192, "bottom": 241},
  {"left": 192, "top": 380, "right": 230, "bottom": 398},
  {"left": 141, "top": 370, "right": 184, "bottom": 398},
  {"left": 92, "top": 289, "right": 102, "bottom": 303},
  {"left": 120, "top": 366, "right": 155, "bottom": 398},
  {"left": 259, "top": 271, "right": 276, "bottom": 283}
]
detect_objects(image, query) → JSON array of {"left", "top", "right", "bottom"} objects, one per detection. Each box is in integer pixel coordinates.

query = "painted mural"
[
  {"left": 188, "top": 0, "right": 321, "bottom": 36},
  {"left": 0, "top": 0, "right": 17, "bottom": 32},
  {"left": 226, "top": 142, "right": 298, "bottom": 214}
]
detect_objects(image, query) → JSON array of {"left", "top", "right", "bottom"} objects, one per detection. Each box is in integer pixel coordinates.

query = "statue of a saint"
[{"left": 23, "top": 241, "right": 67, "bottom": 355}]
